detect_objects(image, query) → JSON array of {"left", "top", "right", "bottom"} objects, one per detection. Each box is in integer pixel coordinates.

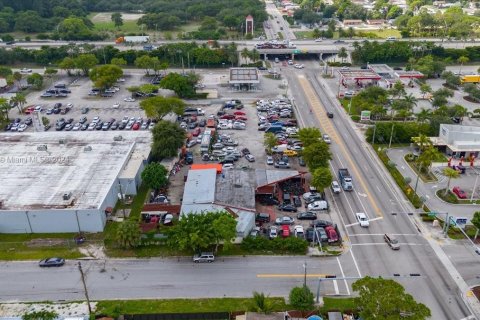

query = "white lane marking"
[
  {"left": 333, "top": 280, "right": 339, "bottom": 295},
  {"left": 376, "top": 185, "right": 382, "bottom": 193},
  {"left": 351, "top": 243, "right": 423, "bottom": 246},
  {"left": 350, "top": 248, "right": 362, "bottom": 277},
  {"left": 349, "top": 233, "right": 418, "bottom": 237},
  {"left": 344, "top": 222, "right": 360, "bottom": 228},
  {"left": 336, "top": 257, "right": 350, "bottom": 295},
  {"left": 369, "top": 217, "right": 383, "bottom": 222}
]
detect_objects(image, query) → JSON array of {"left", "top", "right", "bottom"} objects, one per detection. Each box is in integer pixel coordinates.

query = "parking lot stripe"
[
  {"left": 333, "top": 280, "right": 339, "bottom": 295},
  {"left": 256, "top": 274, "right": 328, "bottom": 278}
]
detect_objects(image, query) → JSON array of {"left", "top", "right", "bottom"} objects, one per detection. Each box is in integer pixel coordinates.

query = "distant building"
[
  {"left": 342, "top": 19, "right": 363, "bottom": 27},
  {"left": 229, "top": 67, "right": 260, "bottom": 91},
  {"left": 430, "top": 124, "right": 480, "bottom": 159},
  {"left": 0, "top": 78, "right": 7, "bottom": 89},
  {"left": 366, "top": 19, "right": 385, "bottom": 25},
  {"left": 245, "top": 15, "right": 254, "bottom": 35}
]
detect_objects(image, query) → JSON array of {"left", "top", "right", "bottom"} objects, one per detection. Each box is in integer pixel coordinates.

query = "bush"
[
  {"left": 366, "top": 122, "right": 431, "bottom": 144},
  {"left": 241, "top": 236, "right": 308, "bottom": 254},
  {"left": 351, "top": 115, "right": 360, "bottom": 122}
]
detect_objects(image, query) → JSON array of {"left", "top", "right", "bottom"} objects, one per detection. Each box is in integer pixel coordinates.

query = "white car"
[
  {"left": 294, "top": 225, "right": 304, "bottom": 238},
  {"left": 72, "top": 123, "right": 81, "bottom": 131},
  {"left": 269, "top": 226, "right": 278, "bottom": 239},
  {"left": 149, "top": 123, "right": 155, "bottom": 130},
  {"left": 92, "top": 116, "right": 100, "bottom": 123},
  {"left": 87, "top": 123, "right": 96, "bottom": 131},
  {"left": 222, "top": 163, "right": 234, "bottom": 170},
  {"left": 117, "top": 78, "right": 126, "bottom": 82},
  {"left": 126, "top": 121, "right": 134, "bottom": 130},
  {"left": 302, "top": 192, "right": 320, "bottom": 200},
  {"left": 20, "top": 68, "right": 32, "bottom": 73},
  {"left": 113, "top": 103, "right": 120, "bottom": 108},
  {"left": 331, "top": 181, "right": 341, "bottom": 194},
  {"left": 245, "top": 154, "right": 255, "bottom": 162},
  {"left": 307, "top": 201, "right": 328, "bottom": 211},
  {"left": 34, "top": 105, "right": 43, "bottom": 112},
  {"left": 323, "top": 134, "right": 331, "bottom": 144},
  {"left": 267, "top": 156, "right": 274, "bottom": 165},
  {"left": 17, "top": 124, "right": 28, "bottom": 132},
  {"left": 294, "top": 64, "right": 304, "bottom": 69},
  {"left": 124, "top": 97, "right": 136, "bottom": 102},
  {"left": 122, "top": 116, "right": 129, "bottom": 124},
  {"left": 356, "top": 212, "right": 370, "bottom": 227},
  {"left": 315, "top": 38, "right": 323, "bottom": 42}
]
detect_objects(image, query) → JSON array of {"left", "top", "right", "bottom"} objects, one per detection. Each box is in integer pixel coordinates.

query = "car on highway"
[
  {"left": 275, "top": 216, "right": 295, "bottom": 225},
  {"left": 193, "top": 252, "right": 215, "bottom": 263},
  {"left": 331, "top": 181, "right": 341, "bottom": 194},
  {"left": 39, "top": 257, "right": 65, "bottom": 267},
  {"left": 326, "top": 111, "right": 334, "bottom": 118},
  {"left": 315, "top": 38, "right": 323, "bottom": 42},
  {"left": 452, "top": 186, "right": 467, "bottom": 199},
  {"left": 384, "top": 234, "right": 400, "bottom": 250},
  {"left": 20, "top": 68, "right": 32, "bottom": 73},
  {"left": 356, "top": 212, "right": 369, "bottom": 227},
  {"left": 124, "top": 97, "right": 136, "bottom": 102},
  {"left": 297, "top": 211, "right": 317, "bottom": 220},
  {"left": 323, "top": 134, "right": 331, "bottom": 144}
]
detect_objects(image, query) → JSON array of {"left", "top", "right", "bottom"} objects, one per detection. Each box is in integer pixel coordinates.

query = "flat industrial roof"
[
  {"left": 256, "top": 169, "right": 301, "bottom": 188},
  {"left": 229, "top": 68, "right": 260, "bottom": 84},
  {"left": 215, "top": 169, "right": 256, "bottom": 209},
  {"left": 338, "top": 69, "right": 382, "bottom": 80},
  {"left": 182, "top": 169, "right": 217, "bottom": 205},
  {"left": 0, "top": 132, "right": 151, "bottom": 210}
]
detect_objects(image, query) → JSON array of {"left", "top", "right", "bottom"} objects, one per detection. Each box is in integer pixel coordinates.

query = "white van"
[
  {"left": 386, "top": 36, "right": 397, "bottom": 42},
  {"left": 275, "top": 57, "right": 279, "bottom": 63}
]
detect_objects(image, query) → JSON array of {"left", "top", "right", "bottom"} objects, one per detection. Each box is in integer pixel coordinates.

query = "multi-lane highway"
[{"left": 283, "top": 62, "right": 477, "bottom": 319}]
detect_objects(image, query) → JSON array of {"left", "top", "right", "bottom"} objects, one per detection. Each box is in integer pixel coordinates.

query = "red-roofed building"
[{"left": 245, "top": 15, "right": 254, "bottom": 35}]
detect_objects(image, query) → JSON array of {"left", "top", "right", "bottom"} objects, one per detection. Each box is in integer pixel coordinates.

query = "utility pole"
[
  {"left": 118, "top": 181, "right": 126, "bottom": 218},
  {"left": 78, "top": 262, "right": 92, "bottom": 316},
  {"left": 388, "top": 123, "right": 395, "bottom": 148},
  {"left": 303, "top": 261, "right": 307, "bottom": 287},
  {"left": 371, "top": 122, "right": 376, "bottom": 145}
]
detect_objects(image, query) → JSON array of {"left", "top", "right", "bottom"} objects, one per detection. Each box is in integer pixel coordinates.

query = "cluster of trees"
[
  {"left": 297, "top": 128, "right": 333, "bottom": 192},
  {"left": 395, "top": 6, "right": 480, "bottom": 39}
]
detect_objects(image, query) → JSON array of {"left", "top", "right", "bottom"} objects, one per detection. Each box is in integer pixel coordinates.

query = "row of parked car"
[
  {"left": 4, "top": 117, "right": 33, "bottom": 132},
  {"left": 54, "top": 116, "right": 156, "bottom": 131}
]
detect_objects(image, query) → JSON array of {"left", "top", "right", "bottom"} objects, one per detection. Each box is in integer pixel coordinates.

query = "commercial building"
[
  {"left": 229, "top": 68, "right": 260, "bottom": 91},
  {"left": 180, "top": 168, "right": 256, "bottom": 239},
  {"left": 431, "top": 124, "right": 480, "bottom": 159},
  {"left": 0, "top": 132, "right": 151, "bottom": 233}
]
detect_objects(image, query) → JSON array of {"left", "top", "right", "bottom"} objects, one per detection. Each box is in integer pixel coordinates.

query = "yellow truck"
[{"left": 461, "top": 75, "right": 480, "bottom": 83}]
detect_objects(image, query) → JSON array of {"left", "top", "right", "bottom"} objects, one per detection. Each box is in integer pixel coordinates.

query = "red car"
[
  {"left": 192, "top": 127, "right": 201, "bottom": 137},
  {"left": 132, "top": 123, "right": 140, "bottom": 130},
  {"left": 235, "top": 115, "right": 248, "bottom": 121},
  {"left": 220, "top": 114, "right": 235, "bottom": 120},
  {"left": 324, "top": 226, "right": 338, "bottom": 242},
  {"left": 452, "top": 186, "right": 467, "bottom": 199},
  {"left": 281, "top": 225, "right": 290, "bottom": 238},
  {"left": 25, "top": 106, "right": 35, "bottom": 114},
  {"left": 234, "top": 111, "right": 246, "bottom": 116}
]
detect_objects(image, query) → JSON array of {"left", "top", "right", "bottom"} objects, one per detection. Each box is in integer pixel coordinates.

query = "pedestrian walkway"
[{"left": 387, "top": 147, "right": 478, "bottom": 219}]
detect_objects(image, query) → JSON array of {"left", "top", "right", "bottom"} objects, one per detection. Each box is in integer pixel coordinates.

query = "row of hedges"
[{"left": 241, "top": 236, "right": 309, "bottom": 254}]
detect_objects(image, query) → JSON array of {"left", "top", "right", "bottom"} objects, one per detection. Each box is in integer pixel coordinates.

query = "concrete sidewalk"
[{"left": 387, "top": 147, "right": 479, "bottom": 219}]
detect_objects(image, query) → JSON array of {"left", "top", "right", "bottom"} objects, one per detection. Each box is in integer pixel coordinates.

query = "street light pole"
[
  {"left": 371, "top": 122, "right": 376, "bottom": 145},
  {"left": 414, "top": 163, "right": 422, "bottom": 194},
  {"left": 303, "top": 262, "right": 307, "bottom": 287},
  {"left": 388, "top": 123, "right": 395, "bottom": 148}
]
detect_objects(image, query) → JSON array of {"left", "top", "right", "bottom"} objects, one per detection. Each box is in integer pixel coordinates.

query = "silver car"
[
  {"left": 193, "top": 252, "right": 215, "bottom": 263},
  {"left": 331, "top": 181, "right": 341, "bottom": 194}
]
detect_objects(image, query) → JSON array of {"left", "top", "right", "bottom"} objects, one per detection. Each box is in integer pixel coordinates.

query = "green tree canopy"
[
  {"left": 134, "top": 55, "right": 159, "bottom": 75},
  {"left": 140, "top": 96, "right": 185, "bottom": 120},
  {"left": 471, "top": 211, "right": 480, "bottom": 230},
  {"left": 166, "top": 211, "right": 237, "bottom": 252},
  {"left": 160, "top": 72, "right": 196, "bottom": 98},
  {"left": 289, "top": 286, "right": 315, "bottom": 311},
  {"left": 352, "top": 276, "right": 431, "bottom": 320},
  {"left": 311, "top": 167, "right": 333, "bottom": 192},
  {"left": 298, "top": 127, "right": 321, "bottom": 148},
  {"left": 302, "top": 141, "right": 332, "bottom": 171},
  {"left": 116, "top": 220, "right": 141, "bottom": 249},
  {"left": 111, "top": 12, "right": 123, "bottom": 28},
  {"left": 443, "top": 167, "right": 460, "bottom": 196},
  {"left": 59, "top": 57, "right": 76, "bottom": 75},
  {"left": 74, "top": 53, "right": 98, "bottom": 76},
  {"left": 141, "top": 162, "right": 169, "bottom": 190},
  {"left": 264, "top": 132, "right": 278, "bottom": 153},
  {"left": 26, "top": 73, "right": 43, "bottom": 90},
  {"left": 111, "top": 57, "right": 127, "bottom": 66},
  {"left": 89, "top": 64, "right": 123, "bottom": 90},
  {"left": 151, "top": 120, "right": 186, "bottom": 160}
]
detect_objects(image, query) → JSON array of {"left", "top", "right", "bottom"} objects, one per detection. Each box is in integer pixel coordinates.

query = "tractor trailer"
[{"left": 338, "top": 168, "right": 353, "bottom": 191}]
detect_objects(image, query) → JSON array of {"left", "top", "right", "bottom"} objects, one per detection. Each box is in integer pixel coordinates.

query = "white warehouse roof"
[{"left": 0, "top": 131, "right": 151, "bottom": 211}]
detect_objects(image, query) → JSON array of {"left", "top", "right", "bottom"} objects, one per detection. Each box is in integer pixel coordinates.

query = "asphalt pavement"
[{"left": 283, "top": 62, "right": 476, "bottom": 319}]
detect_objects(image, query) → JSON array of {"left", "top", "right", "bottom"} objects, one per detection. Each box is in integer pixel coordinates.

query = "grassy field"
[
  {"left": 364, "top": 29, "right": 401, "bottom": 38},
  {"left": 96, "top": 297, "right": 289, "bottom": 315},
  {"left": 92, "top": 20, "right": 142, "bottom": 33}
]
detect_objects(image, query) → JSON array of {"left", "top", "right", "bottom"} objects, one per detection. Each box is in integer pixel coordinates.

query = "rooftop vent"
[
  {"left": 37, "top": 145, "right": 47, "bottom": 151},
  {"left": 84, "top": 146, "right": 92, "bottom": 152},
  {"left": 59, "top": 139, "right": 66, "bottom": 144},
  {"left": 63, "top": 192, "right": 72, "bottom": 200},
  {"left": 114, "top": 135, "right": 123, "bottom": 141}
]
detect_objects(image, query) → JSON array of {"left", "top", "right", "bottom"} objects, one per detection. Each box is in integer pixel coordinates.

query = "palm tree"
[
  {"left": 11, "top": 93, "right": 26, "bottom": 115},
  {"left": 457, "top": 56, "right": 469, "bottom": 74},
  {"left": 420, "top": 83, "right": 432, "bottom": 99},
  {"left": 416, "top": 108, "right": 431, "bottom": 123},
  {"left": 250, "top": 48, "right": 260, "bottom": 63},
  {"left": 403, "top": 93, "right": 418, "bottom": 113},
  {"left": 241, "top": 48, "right": 250, "bottom": 64},
  {"left": 250, "top": 291, "right": 273, "bottom": 314},
  {"left": 0, "top": 97, "right": 10, "bottom": 121},
  {"left": 411, "top": 134, "right": 432, "bottom": 152},
  {"left": 338, "top": 47, "right": 348, "bottom": 63},
  {"left": 443, "top": 167, "right": 460, "bottom": 196}
]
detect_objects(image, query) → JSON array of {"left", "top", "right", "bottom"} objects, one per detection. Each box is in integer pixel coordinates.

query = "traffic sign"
[{"left": 428, "top": 212, "right": 437, "bottom": 217}]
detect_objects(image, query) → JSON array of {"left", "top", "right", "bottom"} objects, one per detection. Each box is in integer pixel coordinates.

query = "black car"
[
  {"left": 95, "top": 122, "right": 103, "bottom": 130},
  {"left": 55, "top": 123, "right": 66, "bottom": 131},
  {"left": 65, "top": 118, "right": 74, "bottom": 124},
  {"left": 53, "top": 108, "right": 61, "bottom": 114},
  {"left": 111, "top": 122, "right": 119, "bottom": 130},
  {"left": 306, "top": 228, "right": 315, "bottom": 242},
  {"left": 185, "top": 151, "right": 194, "bottom": 164},
  {"left": 311, "top": 220, "right": 333, "bottom": 228},
  {"left": 241, "top": 148, "right": 250, "bottom": 155},
  {"left": 326, "top": 111, "right": 334, "bottom": 118},
  {"left": 39, "top": 257, "right": 65, "bottom": 267},
  {"left": 81, "top": 107, "right": 89, "bottom": 114},
  {"left": 44, "top": 124, "right": 51, "bottom": 131},
  {"left": 24, "top": 117, "right": 32, "bottom": 125},
  {"left": 256, "top": 213, "right": 271, "bottom": 223},
  {"left": 198, "top": 119, "right": 206, "bottom": 127},
  {"left": 278, "top": 203, "right": 297, "bottom": 212},
  {"left": 118, "top": 122, "right": 127, "bottom": 130},
  {"left": 297, "top": 211, "right": 317, "bottom": 220},
  {"left": 54, "top": 102, "right": 62, "bottom": 108},
  {"left": 292, "top": 196, "right": 302, "bottom": 207},
  {"left": 257, "top": 195, "right": 279, "bottom": 205},
  {"left": 4, "top": 123, "right": 12, "bottom": 131},
  {"left": 258, "top": 66, "right": 267, "bottom": 70}
]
